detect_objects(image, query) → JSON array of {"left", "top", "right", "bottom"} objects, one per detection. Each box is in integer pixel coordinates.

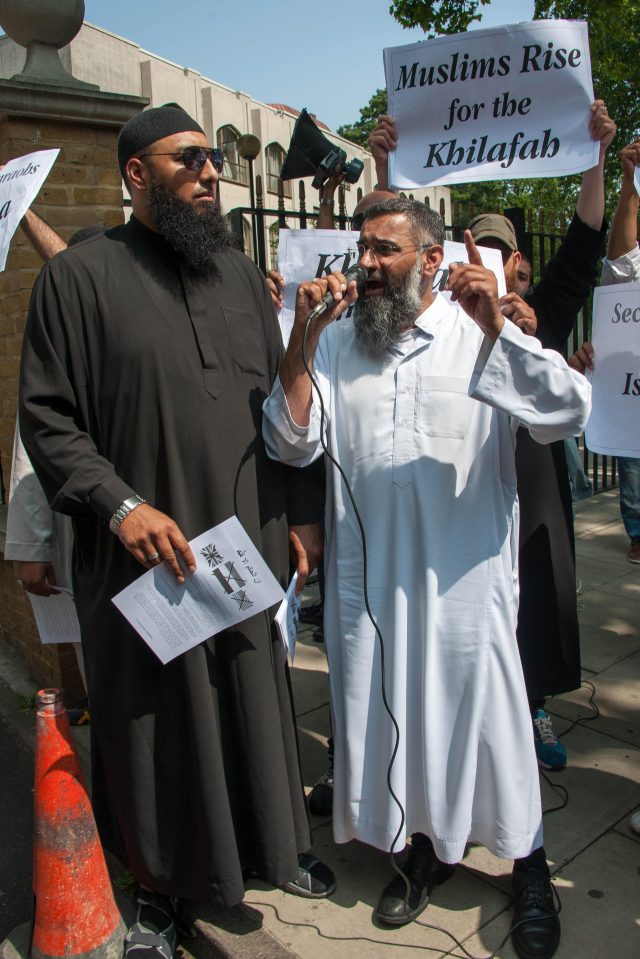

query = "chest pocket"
[
  {"left": 418, "top": 375, "right": 474, "bottom": 438},
  {"left": 224, "top": 308, "right": 267, "bottom": 376}
]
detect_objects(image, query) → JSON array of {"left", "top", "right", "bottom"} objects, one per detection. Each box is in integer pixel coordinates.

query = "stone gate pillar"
[{"left": 0, "top": 0, "right": 147, "bottom": 700}]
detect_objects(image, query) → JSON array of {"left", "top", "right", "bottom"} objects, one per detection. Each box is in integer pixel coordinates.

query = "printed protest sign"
[
  {"left": 275, "top": 229, "right": 506, "bottom": 346},
  {"left": 585, "top": 282, "right": 640, "bottom": 457},
  {"left": 0, "top": 150, "right": 60, "bottom": 271},
  {"left": 384, "top": 20, "right": 597, "bottom": 189},
  {"left": 276, "top": 230, "right": 360, "bottom": 345}
]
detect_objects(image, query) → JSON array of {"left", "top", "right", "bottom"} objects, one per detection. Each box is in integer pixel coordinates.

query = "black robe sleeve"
[
  {"left": 526, "top": 211, "right": 607, "bottom": 350},
  {"left": 19, "top": 260, "right": 137, "bottom": 521},
  {"left": 255, "top": 260, "right": 325, "bottom": 527}
]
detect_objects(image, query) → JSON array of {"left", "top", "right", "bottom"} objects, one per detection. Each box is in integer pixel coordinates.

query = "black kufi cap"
[{"left": 117, "top": 103, "right": 205, "bottom": 175}]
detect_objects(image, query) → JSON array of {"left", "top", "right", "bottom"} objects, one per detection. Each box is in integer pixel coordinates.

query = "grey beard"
[
  {"left": 147, "top": 176, "right": 231, "bottom": 273},
  {"left": 354, "top": 260, "right": 424, "bottom": 356}
]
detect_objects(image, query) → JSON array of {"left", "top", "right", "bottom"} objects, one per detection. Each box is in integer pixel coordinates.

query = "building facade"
[{"left": 1, "top": 20, "right": 452, "bottom": 267}]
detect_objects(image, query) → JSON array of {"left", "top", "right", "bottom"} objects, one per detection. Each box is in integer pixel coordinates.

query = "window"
[
  {"left": 216, "top": 125, "right": 248, "bottom": 184},
  {"left": 265, "top": 142, "right": 291, "bottom": 198},
  {"left": 225, "top": 210, "right": 253, "bottom": 258}
]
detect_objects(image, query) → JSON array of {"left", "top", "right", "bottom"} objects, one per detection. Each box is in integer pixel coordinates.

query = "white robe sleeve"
[
  {"left": 263, "top": 333, "right": 332, "bottom": 466},
  {"left": 5, "top": 424, "right": 54, "bottom": 563},
  {"left": 469, "top": 320, "right": 591, "bottom": 444},
  {"left": 600, "top": 245, "right": 640, "bottom": 285}
]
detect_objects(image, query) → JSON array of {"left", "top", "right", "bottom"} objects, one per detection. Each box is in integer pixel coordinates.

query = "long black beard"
[
  {"left": 354, "top": 259, "right": 424, "bottom": 356},
  {"left": 147, "top": 177, "right": 231, "bottom": 273}
]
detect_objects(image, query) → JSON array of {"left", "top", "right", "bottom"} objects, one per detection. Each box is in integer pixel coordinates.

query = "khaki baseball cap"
[{"left": 468, "top": 214, "right": 518, "bottom": 252}]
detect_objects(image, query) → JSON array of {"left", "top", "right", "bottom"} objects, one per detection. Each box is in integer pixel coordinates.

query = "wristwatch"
[{"left": 109, "top": 495, "right": 146, "bottom": 534}]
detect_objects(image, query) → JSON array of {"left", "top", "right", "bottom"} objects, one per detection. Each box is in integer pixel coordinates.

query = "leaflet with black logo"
[{"left": 112, "top": 516, "right": 285, "bottom": 664}]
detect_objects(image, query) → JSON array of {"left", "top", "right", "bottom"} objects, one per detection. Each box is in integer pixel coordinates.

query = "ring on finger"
[{"left": 146, "top": 551, "right": 161, "bottom": 563}]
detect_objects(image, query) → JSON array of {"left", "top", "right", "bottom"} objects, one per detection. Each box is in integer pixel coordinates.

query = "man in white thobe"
[{"left": 263, "top": 198, "right": 590, "bottom": 959}]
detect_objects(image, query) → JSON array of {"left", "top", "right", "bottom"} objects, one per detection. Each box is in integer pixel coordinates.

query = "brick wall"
[{"left": 0, "top": 115, "right": 126, "bottom": 703}]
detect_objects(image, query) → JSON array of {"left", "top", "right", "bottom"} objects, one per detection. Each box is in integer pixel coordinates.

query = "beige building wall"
[{"left": 0, "top": 20, "right": 453, "bottom": 260}]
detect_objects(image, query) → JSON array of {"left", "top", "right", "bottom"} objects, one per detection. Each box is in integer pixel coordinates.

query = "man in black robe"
[
  {"left": 468, "top": 100, "right": 616, "bottom": 770},
  {"left": 19, "top": 105, "right": 334, "bottom": 951}
]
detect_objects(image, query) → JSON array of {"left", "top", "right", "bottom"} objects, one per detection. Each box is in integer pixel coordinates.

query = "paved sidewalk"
[
  {"left": 229, "top": 489, "right": 640, "bottom": 959},
  {"left": 1, "top": 490, "right": 638, "bottom": 958}
]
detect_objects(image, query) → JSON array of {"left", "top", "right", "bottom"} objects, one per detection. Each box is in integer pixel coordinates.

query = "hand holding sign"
[
  {"left": 589, "top": 100, "right": 616, "bottom": 159},
  {"left": 568, "top": 340, "right": 595, "bottom": 374},
  {"left": 499, "top": 292, "right": 538, "bottom": 336},
  {"left": 447, "top": 231, "right": 504, "bottom": 340},
  {"left": 0, "top": 150, "right": 59, "bottom": 271},
  {"left": 368, "top": 114, "right": 398, "bottom": 190},
  {"left": 266, "top": 270, "right": 285, "bottom": 310}
]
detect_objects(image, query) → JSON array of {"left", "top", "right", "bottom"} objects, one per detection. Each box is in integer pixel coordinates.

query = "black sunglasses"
[{"left": 139, "top": 146, "right": 224, "bottom": 173}]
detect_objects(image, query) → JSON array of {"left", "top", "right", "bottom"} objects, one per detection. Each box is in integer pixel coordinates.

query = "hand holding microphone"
[
  {"left": 306, "top": 264, "right": 368, "bottom": 321},
  {"left": 279, "top": 267, "right": 365, "bottom": 428},
  {"left": 295, "top": 265, "right": 366, "bottom": 335}
]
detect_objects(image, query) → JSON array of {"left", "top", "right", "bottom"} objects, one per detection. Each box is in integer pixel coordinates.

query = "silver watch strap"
[{"left": 109, "top": 495, "right": 146, "bottom": 534}]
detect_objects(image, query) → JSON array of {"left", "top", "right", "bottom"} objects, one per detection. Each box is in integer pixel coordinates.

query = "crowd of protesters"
[{"left": 2, "top": 93, "right": 638, "bottom": 959}]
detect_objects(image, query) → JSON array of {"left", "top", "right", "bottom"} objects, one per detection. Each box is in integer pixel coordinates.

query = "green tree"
[
  {"left": 337, "top": 89, "right": 388, "bottom": 148},
  {"left": 337, "top": 2, "right": 491, "bottom": 146},
  {"left": 389, "top": 0, "right": 490, "bottom": 36},
  {"left": 338, "top": 0, "right": 640, "bottom": 226},
  {"left": 534, "top": 0, "right": 640, "bottom": 206}
]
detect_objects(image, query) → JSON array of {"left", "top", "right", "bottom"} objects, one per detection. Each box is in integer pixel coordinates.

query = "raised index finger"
[{"left": 463, "top": 229, "right": 483, "bottom": 267}]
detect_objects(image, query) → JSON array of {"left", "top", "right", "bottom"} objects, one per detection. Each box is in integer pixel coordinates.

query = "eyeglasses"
[
  {"left": 356, "top": 241, "right": 425, "bottom": 264},
  {"left": 138, "top": 146, "right": 224, "bottom": 173}
]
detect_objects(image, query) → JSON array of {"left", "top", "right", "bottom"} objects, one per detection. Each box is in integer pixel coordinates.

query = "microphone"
[{"left": 307, "top": 264, "right": 368, "bottom": 322}]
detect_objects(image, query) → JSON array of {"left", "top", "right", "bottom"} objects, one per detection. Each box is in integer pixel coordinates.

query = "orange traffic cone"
[{"left": 31, "top": 688, "right": 127, "bottom": 959}]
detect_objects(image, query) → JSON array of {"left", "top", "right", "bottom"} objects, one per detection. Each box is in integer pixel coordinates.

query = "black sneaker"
[
  {"left": 375, "top": 837, "right": 455, "bottom": 926},
  {"left": 308, "top": 768, "right": 333, "bottom": 817},
  {"left": 511, "top": 858, "right": 560, "bottom": 959},
  {"left": 299, "top": 601, "right": 324, "bottom": 626}
]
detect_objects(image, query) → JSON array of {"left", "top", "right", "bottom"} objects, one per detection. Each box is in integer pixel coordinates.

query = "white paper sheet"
[
  {"left": 112, "top": 516, "right": 285, "bottom": 664},
  {"left": 585, "top": 282, "right": 640, "bottom": 457},
  {"left": 384, "top": 20, "right": 597, "bottom": 188},
  {"left": 275, "top": 572, "right": 302, "bottom": 663},
  {"left": 26, "top": 587, "right": 81, "bottom": 644},
  {"left": 276, "top": 230, "right": 505, "bottom": 347},
  {"left": 0, "top": 150, "right": 60, "bottom": 271}
]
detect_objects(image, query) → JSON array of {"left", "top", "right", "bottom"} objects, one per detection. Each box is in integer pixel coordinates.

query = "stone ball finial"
[
  {"left": 0, "top": 0, "right": 98, "bottom": 89},
  {"left": 0, "top": 0, "right": 84, "bottom": 48}
]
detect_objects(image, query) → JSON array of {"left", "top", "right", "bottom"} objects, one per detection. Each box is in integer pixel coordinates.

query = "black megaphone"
[{"left": 280, "top": 108, "right": 363, "bottom": 189}]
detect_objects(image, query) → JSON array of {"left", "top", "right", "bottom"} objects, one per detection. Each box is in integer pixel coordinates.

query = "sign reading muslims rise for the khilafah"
[{"left": 384, "top": 19, "right": 597, "bottom": 189}]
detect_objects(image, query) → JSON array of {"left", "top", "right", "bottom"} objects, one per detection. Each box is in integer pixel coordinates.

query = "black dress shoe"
[
  {"left": 511, "top": 859, "right": 560, "bottom": 958},
  {"left": 375, "top": 838, "right": 455, "bottom": 926}
]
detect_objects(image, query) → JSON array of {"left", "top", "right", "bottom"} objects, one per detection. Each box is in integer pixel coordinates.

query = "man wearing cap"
[
  {"left": 19, "top": 104, "right": 334, "bottom": 954},
  {"left": 467, "top": 100, "right": 615, "bottom": 771},
  {"left": 369, "top": 103, "right": 615, "bottom": 770}
]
